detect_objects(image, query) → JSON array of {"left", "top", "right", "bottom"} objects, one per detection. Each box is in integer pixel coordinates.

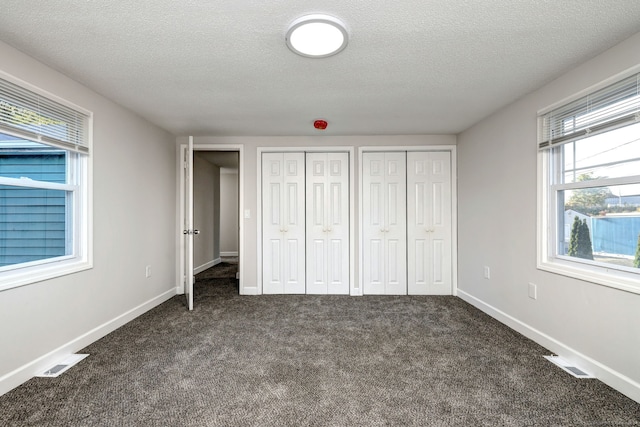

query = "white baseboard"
[
  {"left": 240, "top": 285, "right": 259, "bottom": 295},
  {"left": 0, "top": 288, "right": 176, "bottom": 397},
  {"left": 220, "top": 251, "right": 238, "bottom": 257},
  {"left": 193, "top": 258, "right": 221, "bottom": 275},
  {"left": 457, "top": 290, "right": 640, "bottom": 404}
]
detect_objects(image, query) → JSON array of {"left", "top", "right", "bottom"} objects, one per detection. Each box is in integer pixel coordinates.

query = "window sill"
[
  {"left": 0, "top": 258, "right": 92, "bottom": 292},
  {"left": 538, "top": 258, "right": 640, "bottom": 295}
]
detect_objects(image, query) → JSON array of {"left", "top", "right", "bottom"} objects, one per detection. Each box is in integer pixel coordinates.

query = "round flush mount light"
[{"left": 286, "top": 14, "right": 348, "bottom": 58}]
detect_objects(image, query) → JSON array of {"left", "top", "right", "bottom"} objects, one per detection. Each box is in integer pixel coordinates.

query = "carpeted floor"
[{"left": 1, "top": 259, "right": 639, "bottom": 426}]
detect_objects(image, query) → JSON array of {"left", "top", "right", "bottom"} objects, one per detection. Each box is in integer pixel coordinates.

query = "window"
[
  {"left": 0, "top": 73, "right": 91, "bottom": 291},
  {"left": 538, "top": 70, "right": 640, "bottom": 293}
]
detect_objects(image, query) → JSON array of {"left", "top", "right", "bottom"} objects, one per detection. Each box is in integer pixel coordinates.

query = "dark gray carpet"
[{"left": 1, "top": 260, "right": 639, "bottom": 426}]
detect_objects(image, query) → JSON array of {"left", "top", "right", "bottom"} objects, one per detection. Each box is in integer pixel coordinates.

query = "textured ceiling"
[{"left": 1, "top": 1, "right": 640, "bottom": 137}]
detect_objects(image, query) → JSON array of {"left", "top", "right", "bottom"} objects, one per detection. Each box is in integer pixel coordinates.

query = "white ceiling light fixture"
[{"left": 286, "top": 14, "right": 348, "bottom": 58}]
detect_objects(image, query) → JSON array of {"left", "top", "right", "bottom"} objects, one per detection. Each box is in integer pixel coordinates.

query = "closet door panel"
[
  {"left": 407, "top": 151, "right": 452, "bottom": 295},
  {"left": 429, "top": 151, "right": 452, "bottom": 294},
  {"left": 362, "top": 153, "right": 386, "bottom": 294},
  {"left": 363, "top": 152, "right": 406, "bottom": 295},
  {"left": 385, "top": 153, "right": 407, "bottom": 295},
  {"left": 306, "top": 153, "right": 349, "bottom": 294},
  {"left": 282, "top": 153, "right": 306, "bottom": 294},
  {"left": 262, "top": 153, "right": 305, "bottom": 294},
  {"left": 326, "top": 153, "right": 349, "bottom": 294},
  {"left": 262, "top": 153, "right": 285, "bottom": 294}
]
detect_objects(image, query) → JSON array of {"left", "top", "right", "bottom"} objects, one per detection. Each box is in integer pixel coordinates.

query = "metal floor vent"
[
  {"left": 37, "top": 354, "right": 89, "bottom": 378},
  {"left": 544, "top": 355, "right": 594, "bottom": 379}
]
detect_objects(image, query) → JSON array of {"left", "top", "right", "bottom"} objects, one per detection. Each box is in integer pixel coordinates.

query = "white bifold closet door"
[
  {"left": 407, "top": 151, "right": 452, "bottom": 295},
  {"left": 306, "top": 153, "right": 350, "bottom": 294},
  {"left": 362, "top": 152, "right": 407, "bottom": 295},
  {"left": 262, "top": 152, "right": 306, "bottom": 294}
]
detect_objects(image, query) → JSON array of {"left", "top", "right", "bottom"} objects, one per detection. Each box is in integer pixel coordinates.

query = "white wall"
[
  {"left": 457, "top": 32, "right": 640, "bottom": 402},
  {"left": 193, "top": 154, "right": 220, "bottom": 270},
  {"left": 0, "top": 41, "right": 177, "bottom": 395},
  {"left": 177, "top": 135, "right": 456, "bottom": 294},
  {"left": 219, "top": 170, "right": 239, "bottom": 255}
]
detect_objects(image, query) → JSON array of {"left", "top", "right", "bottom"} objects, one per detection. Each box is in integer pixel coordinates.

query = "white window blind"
[
  {"left": 0, "top": 77, "right": 90, "bottom": 154},
  {"left": 538, "top": 72, "right": 640, "bottom": 150}
]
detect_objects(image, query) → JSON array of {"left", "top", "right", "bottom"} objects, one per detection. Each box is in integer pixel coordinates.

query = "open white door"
[{"left": 183, "top": 136, "right": 194, "bottom": 310}]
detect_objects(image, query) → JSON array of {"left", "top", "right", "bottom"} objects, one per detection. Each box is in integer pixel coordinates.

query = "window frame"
[
  {"left": 0, "top": 72, "right": 92, "bottom": 292},
  {"left": 537, "top": 68, "right": 640, "bottom": 295}
]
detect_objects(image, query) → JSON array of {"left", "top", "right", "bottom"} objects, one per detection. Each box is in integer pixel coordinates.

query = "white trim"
[
  {"left": 537, "top": 260, "right": 640, "bottom": 295},
  {"left": 256, "top": 150, "right": 262, "bottom": 294},
  {"left": 177, "top": 144, "right": 186, "bottom": 294},
  {"left": 177, "top": 142, "right": 245, "bottom": 295},
  {"left": 241, "top": 286, "right": 260, "bottom": 295},
  {"left": 0, "top": 288, "right": 176, "bottom": 397},
  {"left": 257, "top": 146, "right": 357, "bottom": 295},
  {"left": 551, "top": 174, "right": 640, "bottom": 191},
  {"left": 193, "top": 258, "right": 221, "bottom": 275},
  {"left": 348, "top": 147, "right": 357, "bottom": 296},
  {"left": 0, "top": 176, "right": 78, "bottom": 191},
  {"left": 0, "top": 259, "right": 92, "bottom": 292},
  {"left": 457, "top": 290, "right": 640, "bottom": 404},
  {"left": 220, "top": 251, "right": 239, "bottom": 257},
  {"left": 450, "top": 148, "right": 459, "bottom": 297},
  {"left": 357, "top": 145, "right": 458, "bottom": 295}
]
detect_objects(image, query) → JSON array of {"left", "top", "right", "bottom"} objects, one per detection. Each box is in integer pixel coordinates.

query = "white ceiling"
[
  {"left": 196, "top": 151, "right": 239, "bottom": 169},
  {"left": 1, "top": 1, "right": 640, "bottom": 137}
]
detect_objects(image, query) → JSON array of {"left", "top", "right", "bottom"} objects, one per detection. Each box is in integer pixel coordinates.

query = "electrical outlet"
[
  {"left": 528, "top": 282, "right": 537, "bottom": 300},
  {"left": 145, "top": 265, "right": 152, "bottom": 278},
  {"left": 483, "top": 266, "right": 490, "bottom": 279}
]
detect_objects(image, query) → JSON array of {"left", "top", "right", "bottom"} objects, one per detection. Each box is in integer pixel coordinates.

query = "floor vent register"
[
  {"left": 37, "top": 354, "right": 89, "bottom": 378},
  {"left": 544, "top": 355, "right": 594, "bottom": 379}
]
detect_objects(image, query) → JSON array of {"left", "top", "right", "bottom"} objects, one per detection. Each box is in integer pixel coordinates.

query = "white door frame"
[
  {"left": 257, "top": 146, "right": 356, "bottom": 295},
  {"left": 358, "top": 145, "right": 458, "bottom": 296},
  {"left": 178, "top": 142, "right": 245, "bottom": 295}
]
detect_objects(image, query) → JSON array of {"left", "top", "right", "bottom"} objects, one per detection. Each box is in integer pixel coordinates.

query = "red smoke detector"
[{"left": 313, "top": 119, "right": 328, "bottom": 130}]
